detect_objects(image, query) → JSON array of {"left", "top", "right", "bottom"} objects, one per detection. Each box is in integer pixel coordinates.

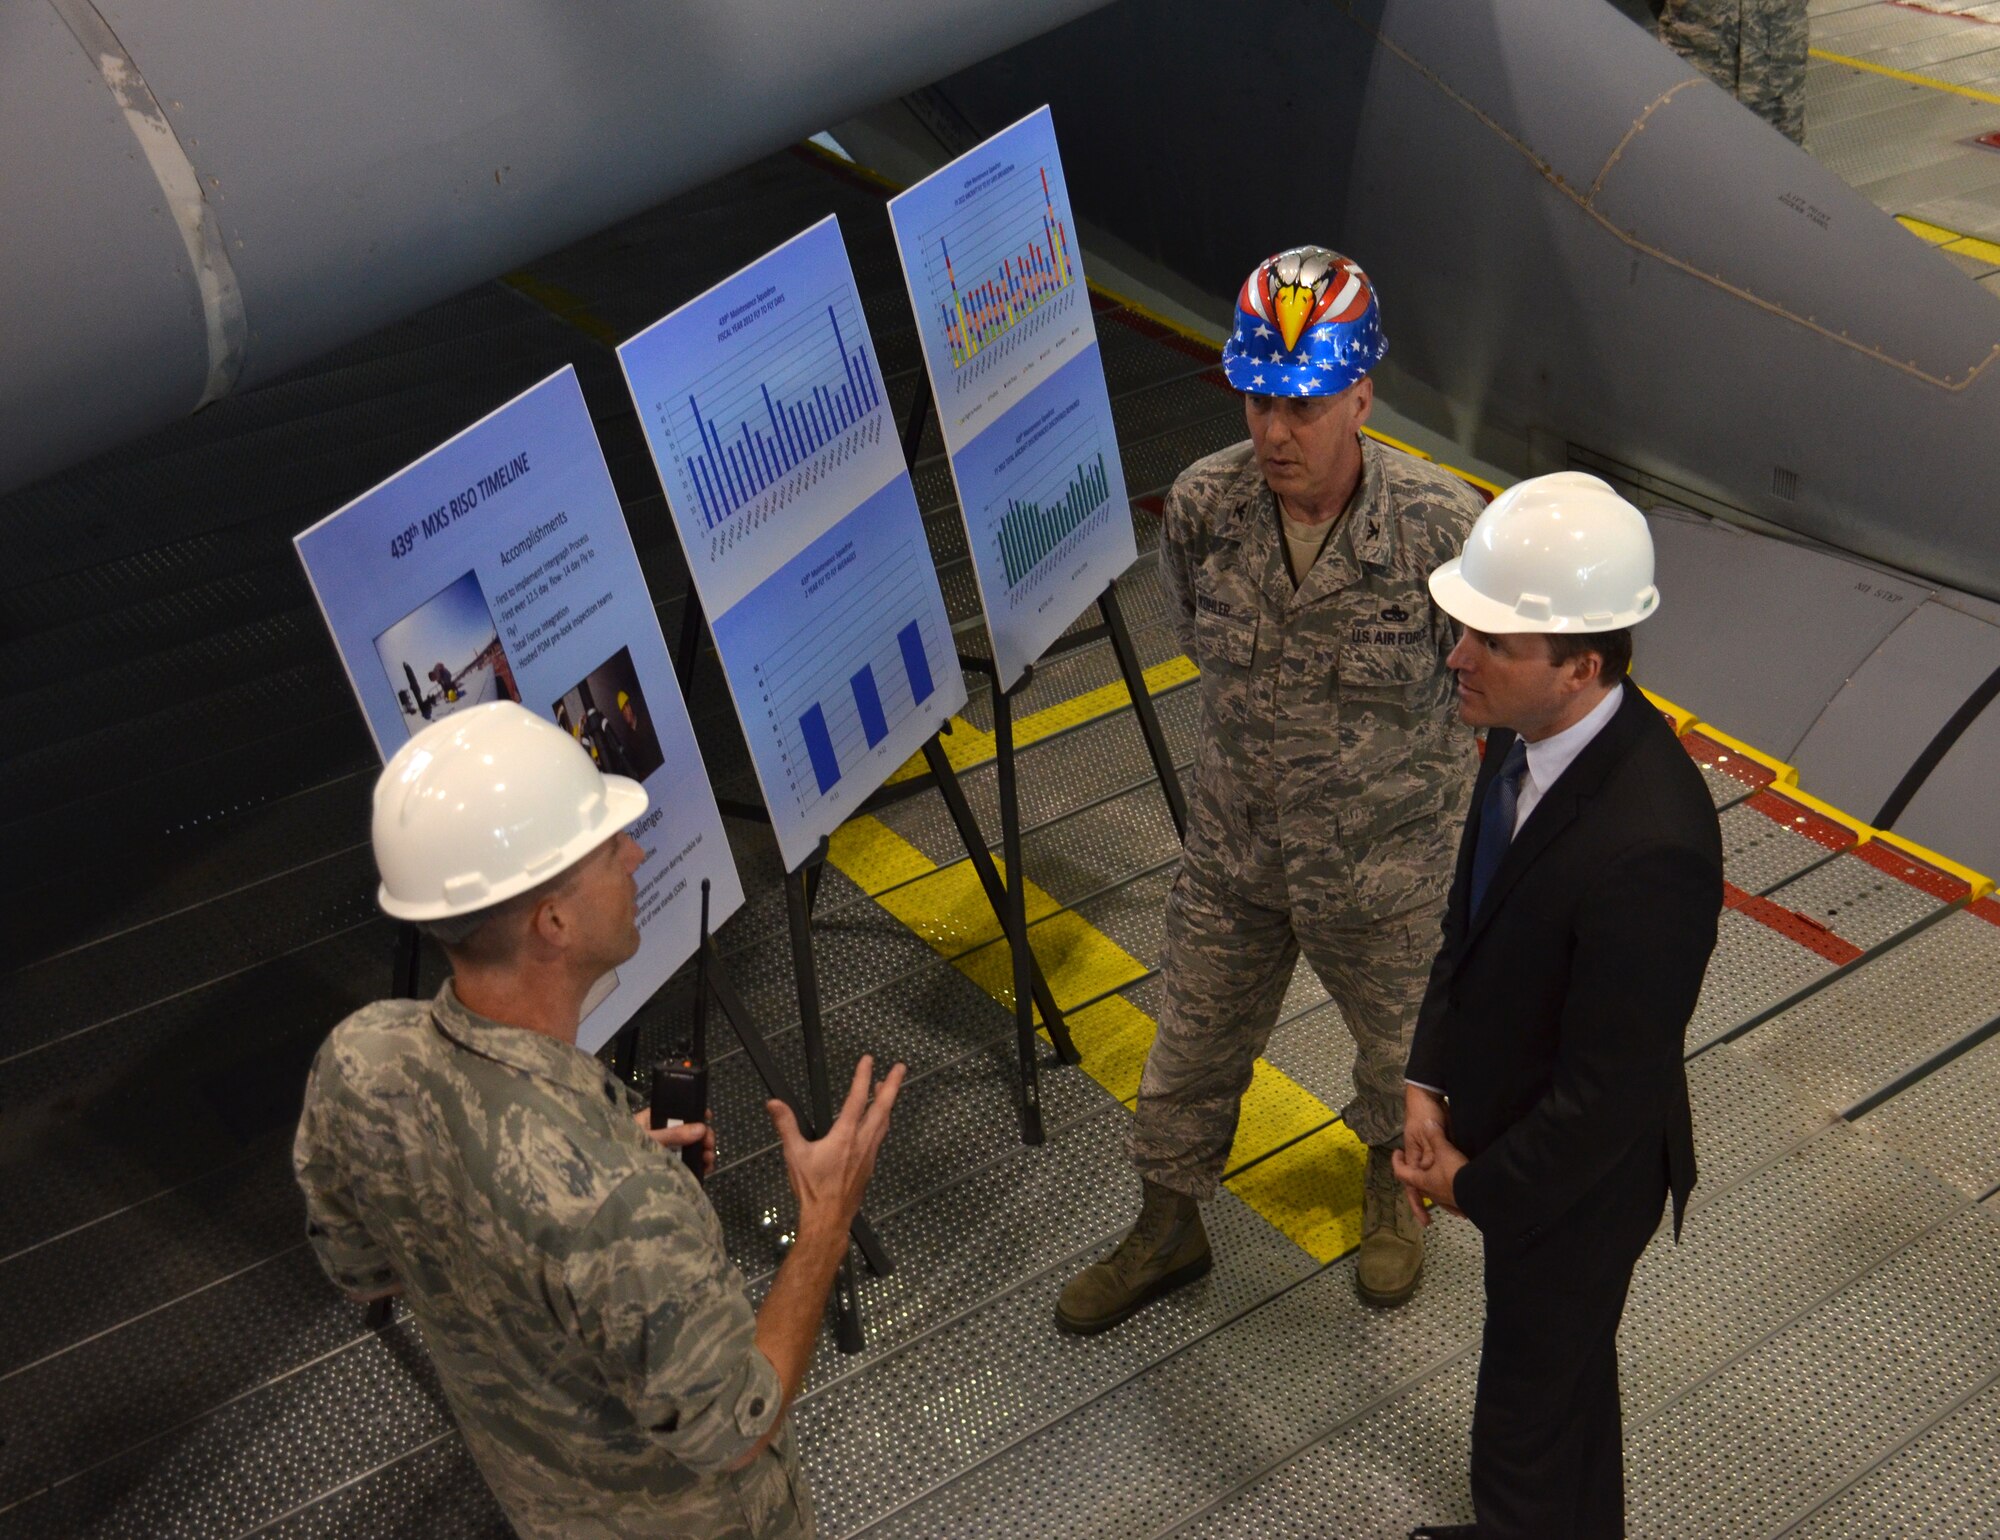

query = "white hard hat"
[
  {"left": 372, "top": 701, "right": 648, "bottom": 922},
  {"left": 1427, "top": 472, "right": 1658, "bottom": 633}
]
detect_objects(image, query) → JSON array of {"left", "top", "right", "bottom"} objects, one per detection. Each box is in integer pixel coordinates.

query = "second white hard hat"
[
  {"left": 373, "top": 701, "right": 648, "bottom": 922},
  {"left": 1428, "top": 472, "right": 1659, "bottom": 634}
]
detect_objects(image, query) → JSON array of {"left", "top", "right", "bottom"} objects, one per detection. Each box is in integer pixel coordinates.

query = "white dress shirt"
[{"left": 1511, "top": 682, "right": 1624, "bottom": 835}]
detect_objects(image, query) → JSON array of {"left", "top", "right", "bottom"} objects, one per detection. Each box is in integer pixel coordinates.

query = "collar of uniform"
[
  {"left": 427, "top": 980, "right": 625, "bottom": 1109},
  {"left": 1289, "top": 436, "right": 1391, "bottom": 608}
]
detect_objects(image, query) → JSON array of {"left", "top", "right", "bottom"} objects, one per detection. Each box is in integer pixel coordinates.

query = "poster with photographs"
[{"left": 295, "top": 367, "right": 744, "bottom": 1051}]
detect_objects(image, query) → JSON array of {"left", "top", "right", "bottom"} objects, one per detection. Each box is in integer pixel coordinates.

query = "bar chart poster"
[
  {"left": 618, "top": 218, "right": 963, "bottom": 869},
  {"left": 706, "top": 475, "right": 964, "bottom": 869},
  {"left": 945, "top": 344, "right": 1136, "bottom": 687},
  {"left": 887, "top": 105, "right": 1096, "bottom": 448},
  {"left": 294, "top": 367, "right": 745, "bottom": 1053},
  {"left": 617, "top": 216, "right": 904, "bottom": 615}
]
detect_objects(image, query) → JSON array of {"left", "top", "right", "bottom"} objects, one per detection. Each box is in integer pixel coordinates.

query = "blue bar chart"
[
  {"left": 618, "top": 218, "right": 903, "bottom": 615},
  {"left": 711, "top": 478, "right": 958, "bottom": 838},
  {"left": 680, "top": 301, "right": 881, "bottom": 530}
]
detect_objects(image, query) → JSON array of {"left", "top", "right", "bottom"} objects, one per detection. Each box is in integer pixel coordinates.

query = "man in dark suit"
[{"left": 1393, "top": 473, "right": 1724, "bottom": 1540}]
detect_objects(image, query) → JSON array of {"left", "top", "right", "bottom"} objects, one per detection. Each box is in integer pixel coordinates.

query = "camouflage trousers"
[
  {"left": 1129, "top": 854, "right": 1446, "bottom": 1199},
  {"left": 1660, "top": 0, "right": 1808, "bottom": 143}
]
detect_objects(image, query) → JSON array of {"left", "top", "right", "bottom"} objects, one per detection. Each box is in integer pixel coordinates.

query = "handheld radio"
[{"left": 650, "top": 878, "right": 711, "bottom": 1179}]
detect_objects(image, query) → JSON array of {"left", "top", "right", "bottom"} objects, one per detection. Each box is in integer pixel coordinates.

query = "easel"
[
  {"left": 659, "top": 377, "right": 1188, "bottom": 1150},
  {"left": 669, "top": 609, "right": 1081, "bottom": 1148},
  {"left": 895, "top": 381, "right": 1187, "bottom": 855}
]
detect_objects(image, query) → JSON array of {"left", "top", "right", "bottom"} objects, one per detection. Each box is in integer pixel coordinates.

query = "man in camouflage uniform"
[
  {"left": 295, "top": 702, "right": 902, "bottom": 1538},
  {"left": 1056, "top": 248, "right": 1482, "bottom": 1333},
  {"left": 1660, "top": 0, "right": 1809, "bottom": 143}
]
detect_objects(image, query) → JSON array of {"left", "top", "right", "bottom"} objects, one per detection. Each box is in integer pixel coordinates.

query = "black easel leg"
[
  {"left": 784, "top": 855, "right": 866, "bottom": 1353},
  {"left": 900, "top": 381, "right": 932, "bottom": 468},
  {"left": 991, "top": 684, "right": 1049, "bottom": 1145},
  {"left": 674, "top": 590, "right": 704, "bottom": 694},
  {"left": 702, "top": 939, "right": 892, "bottom": 1278},
  {"left": 1099, "top": 584, "right": 1187, "bottom": 844},
  {"left": 917, "top": 738, "right": 1080, "bottom": 1067}
]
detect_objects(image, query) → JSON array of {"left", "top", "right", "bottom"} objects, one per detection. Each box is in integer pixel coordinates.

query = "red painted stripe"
[
  {"left": 1854, "top": 839, "right": 1972, "bottom": 903},
  {"left": 1680, "top": 730, "right": 1776, "bottom": 790},
  {"left": 1723, "top": 882, "right": 1866, "bottom": 964},
  {"left": 1969, "top": 896, "right": 2000, "bottom": 927},
  {"left": 1743, "top": 789, "right": 1859, "bottom": 853}
]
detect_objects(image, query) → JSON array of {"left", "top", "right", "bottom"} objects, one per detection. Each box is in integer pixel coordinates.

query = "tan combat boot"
[
  {"left": 1356, "top": 1144, "right": 1425, "bottom": 1308},
  {"left": 1054, "top": 1180, "right": 1212, "bottom": 1334}
]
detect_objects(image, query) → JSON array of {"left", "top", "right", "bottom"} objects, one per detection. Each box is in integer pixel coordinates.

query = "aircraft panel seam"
[{"left": 1586, "top": 77, "right": 1703, "bottom": 206}]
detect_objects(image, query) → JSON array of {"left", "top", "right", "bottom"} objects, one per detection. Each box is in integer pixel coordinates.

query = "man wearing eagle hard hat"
[{"left": 1056, "top": 247, "right": 1485, "bottom": 1333}]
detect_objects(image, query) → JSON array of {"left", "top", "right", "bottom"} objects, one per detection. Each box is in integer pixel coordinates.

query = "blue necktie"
[{"left": 1468, "top": 738, "right": 1529, "bottom": 919}]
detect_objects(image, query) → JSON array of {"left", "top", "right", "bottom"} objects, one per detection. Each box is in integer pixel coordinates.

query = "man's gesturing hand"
[
  {"left": 1403, "top": 1084, "right": 1451, "bottom": 1172},
  {"left": 768, "top": 1054, "right": 906, "bottom": 1240}
]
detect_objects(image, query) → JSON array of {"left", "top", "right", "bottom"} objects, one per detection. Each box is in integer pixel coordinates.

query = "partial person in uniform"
[
  {"left": 294, "top": 702, "right": 904, "bottom": 1539},
  {"left": 1659, "top": 0, "right": 1809, "bottom": 143},
  {"left": 1396, "top": 476, "right": 1723, "bottom": 1540},
  {"left": 1055, "top": 247, "right": 1484, "bottom": 1333}
]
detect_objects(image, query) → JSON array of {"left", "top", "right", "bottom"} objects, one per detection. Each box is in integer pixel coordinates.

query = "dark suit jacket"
[{"left": 1407, "top": 679, "right": 1723, "bottom": 1254}]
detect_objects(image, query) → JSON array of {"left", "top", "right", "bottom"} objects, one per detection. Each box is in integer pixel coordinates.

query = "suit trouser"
[
  {"left": 1471, "top": 1150, "right": 1670, "bottom": 1540},
  {"left": 1128, "top": 854, "right": 1445, "bottom": 1197}
]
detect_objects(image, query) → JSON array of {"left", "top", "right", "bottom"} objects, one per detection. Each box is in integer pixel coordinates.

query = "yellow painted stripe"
[
  {"left": 1226, "top": 1122, "right": 1371, "bottom": 1263},
  {"left": 825, "top": 806, "right": 1358, "bottom": 1258},
  {"left": 884, "top": 655, "right": 1199, "bottom": 789},
  {"left": 1639, "top": 685, "right": 1697, "bottom": 733},
  {"left": 1763, "top": 781, "right": 1877, "bottom": 843},
  {"left": 501, "top": 272, "right": 624, "bottom": 348},
  {"left": 1872, "top": 830, "right": 1997, "bottom": 899},
  {"left": 1896, "top": 215, "right": 2000, "bottom": 269},
  {"left": 1362, "top": 426, "right": 1434, "bottom": 461},
  {"left": 1687, "top": 723, "right": 1799, "bottom": 785},
  {"left": 1810, "top": 48, "right": 2000, "bottom": 106}
]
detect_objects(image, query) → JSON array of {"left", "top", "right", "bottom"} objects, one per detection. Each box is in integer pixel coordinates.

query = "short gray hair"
[{"left": 411, "top": 863, "right": 581, "bottom": 962}]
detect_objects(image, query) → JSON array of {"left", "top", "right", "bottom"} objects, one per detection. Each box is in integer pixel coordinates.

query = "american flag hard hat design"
[{"left": 1220, "top": 246, "right": 1387, "bottom": 398}]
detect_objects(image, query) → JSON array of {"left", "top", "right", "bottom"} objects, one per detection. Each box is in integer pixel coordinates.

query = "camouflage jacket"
[
  {"left": 294, "top": 983, "right": 810, "bottom": 1539},
  {"left": 1159, "top": 436, "right": 1483, "bottom": 906}
]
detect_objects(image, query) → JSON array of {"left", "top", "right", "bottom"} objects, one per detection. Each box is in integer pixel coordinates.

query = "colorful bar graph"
[
  {"left": 799, "top": 702, "right": 841, "bottom": 794},
  {"left": 683, "top": 305, "right": 882, "bottom": 530},
  {"left": 851, "top": 664, "right": 888, "bottom": 748},
  {"left": 935, "top": 167, "right": 1076, "bottom": 369},
  {"left": 997, "top": 450, "right": 1111, "bottom": 588},
  {"left": 898, "top": 621, "right": 935, "bottom": 706}
]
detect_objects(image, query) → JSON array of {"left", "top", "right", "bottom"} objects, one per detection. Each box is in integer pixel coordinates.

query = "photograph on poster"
[
  {"left": 551, "top": 646, "right": 665, "bottom": 783},
  {"left": 373, "top": 569, "right": 521, "bottom": 734}
]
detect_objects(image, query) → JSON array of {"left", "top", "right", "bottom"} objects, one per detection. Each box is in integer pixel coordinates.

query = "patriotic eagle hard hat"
[
  {"left": 372, "top": 701, "right": 648, "bottom": 922},
  {"left": 1428, "top": 473, "right": 1659, "bottom": 634},
  {"left": 1220, "top": 246, "right": 1387, "bottom": 397}
]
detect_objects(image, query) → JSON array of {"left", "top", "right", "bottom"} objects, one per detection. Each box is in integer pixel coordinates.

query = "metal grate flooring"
[
  {"left": 1808, "top": 0, "right": 2000, "bottom": 295},
  {"left": 2, "top": 141, "right": 1997, "bottom": 1540}
]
